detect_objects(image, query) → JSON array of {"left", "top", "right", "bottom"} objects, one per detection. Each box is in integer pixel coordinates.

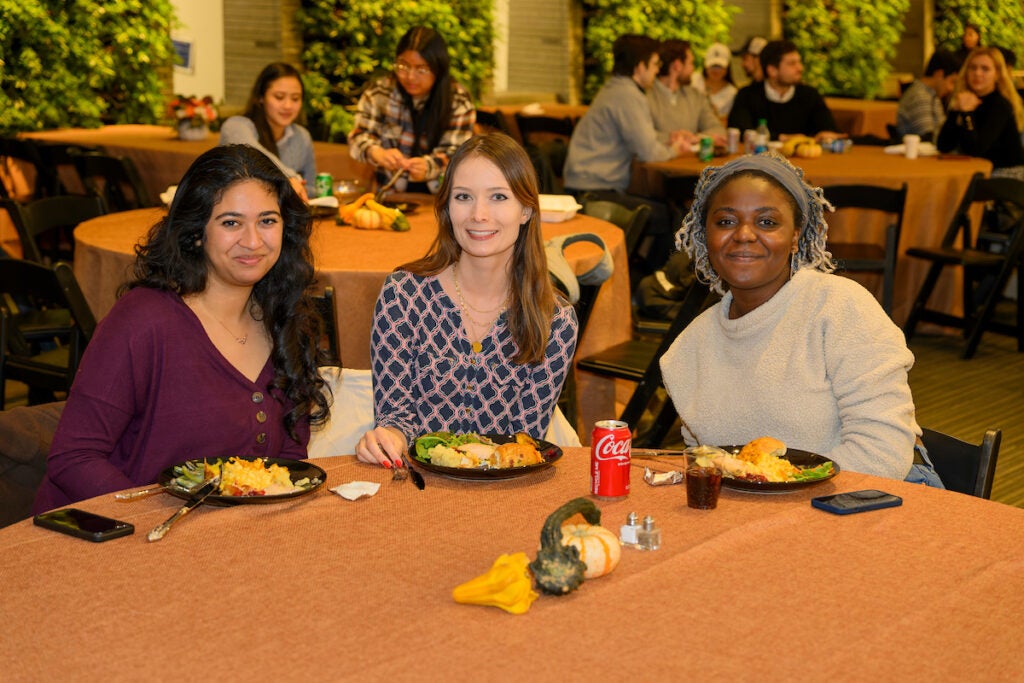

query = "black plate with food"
[
  {"left": 158, "top": 456, "right": 326, "bottom": 506},
  {"left": 715, "top": 447, "right": 839, "bottom": 493},
  {"left": 411, "top": 433, "right": 562, "bottom": 481},
  {"left": 310, "top": 204, "right": 339, "bottom": 218},
  {"left": 383, "top": 200, "right": 420, "bottom": 215}
]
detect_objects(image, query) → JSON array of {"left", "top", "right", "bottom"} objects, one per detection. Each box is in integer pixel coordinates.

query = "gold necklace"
[
  {"left": 191, "top": 296, "right": 250, "bottom": 345},
  {"left": 452, "top": 262, "right": 505, "bottom": 353}
]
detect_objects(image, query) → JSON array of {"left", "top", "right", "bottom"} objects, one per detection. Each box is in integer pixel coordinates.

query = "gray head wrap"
[{"left": 675, "top": 152, "right": 835, "bottom": 295}]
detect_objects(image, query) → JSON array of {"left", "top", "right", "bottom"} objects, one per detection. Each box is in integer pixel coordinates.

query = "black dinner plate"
[
  {"left": 383, "top": 200, "right": 420, "bottom": 215},
  {"left": 412, "top": 434, "right": 562, "bottom": 481},
  {"left": 715, "top": 446, "right": 839, "bottom": 493},
  {"left": 158, "top": 456, "right": 326, "bottom": 506},
  {"left": 310, "top": 204, "right": 339, "bottom": 218}
]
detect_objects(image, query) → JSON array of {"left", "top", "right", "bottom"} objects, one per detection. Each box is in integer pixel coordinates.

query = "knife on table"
[
  {"left": 400, "top": 454, "right": 425, "bottom": 490},
  {"left": 146, "top": 476, "right": 221, "bottom": 542}
]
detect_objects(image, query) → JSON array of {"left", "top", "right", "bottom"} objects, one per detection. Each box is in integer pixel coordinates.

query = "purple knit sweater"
[{"left": 32, "top": 288, "right": 308, "bottom": 513}]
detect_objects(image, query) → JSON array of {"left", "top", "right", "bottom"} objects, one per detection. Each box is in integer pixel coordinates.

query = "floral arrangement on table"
[{"left": 168, "top": 95, "right": 219, "bottom": 140}]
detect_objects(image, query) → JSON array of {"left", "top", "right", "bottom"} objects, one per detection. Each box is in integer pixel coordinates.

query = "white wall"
[{"left": 171, "top": 0, "right": 226, "bottom": 100}]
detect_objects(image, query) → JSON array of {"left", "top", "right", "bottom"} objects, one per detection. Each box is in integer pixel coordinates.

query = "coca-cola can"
[{"left": 591, "top": 419, "right": 631, "bottom": 500}]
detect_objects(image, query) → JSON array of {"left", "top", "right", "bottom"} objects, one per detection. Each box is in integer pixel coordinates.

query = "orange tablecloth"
[
  {"left": 73, "top": 209, "right": 631, "bottom": 430},
  {"left": 21, "top": 125, "right": 374, "bottom": 202},
  {"left": 825, "top": 97, "right": 899, "bottom": 139},
  {"left": 633, "top": 146, "right": 992, "bottom": 324},
  {"left": 3, "top": 451, "right": 1022, "bottom": 680}
]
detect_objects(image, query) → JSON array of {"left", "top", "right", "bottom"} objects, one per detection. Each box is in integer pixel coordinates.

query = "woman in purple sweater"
[{"left": 33, "top": 145, "right": 330, "bottom": 513}]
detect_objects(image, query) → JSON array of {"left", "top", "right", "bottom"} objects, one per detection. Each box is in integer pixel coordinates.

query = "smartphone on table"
[
  {"left": 811, "top": 490, "right": 903, "bottom": 515},
  {"left": 33, "top": 508, "right": 135, "bottom": 542}
]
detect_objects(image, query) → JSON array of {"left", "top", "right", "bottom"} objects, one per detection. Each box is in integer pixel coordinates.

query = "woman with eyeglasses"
[{"left": 348, "top": 26, "right": 477, "bottom": 194}]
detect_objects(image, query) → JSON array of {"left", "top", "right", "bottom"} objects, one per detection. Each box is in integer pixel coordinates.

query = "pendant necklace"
[
  {"left": 191, "top": 296, "right": 250, "bottom": 345},
  {"left": 452, "top": 262, "right": 506, "bottom": 353}
]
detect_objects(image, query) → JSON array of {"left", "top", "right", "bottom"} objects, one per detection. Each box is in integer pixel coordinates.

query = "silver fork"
[{"left": 387, "top": 455, "right": 408, "bottom": 482}]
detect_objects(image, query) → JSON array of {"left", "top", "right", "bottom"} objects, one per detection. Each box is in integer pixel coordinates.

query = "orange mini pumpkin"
[{"left": 560, "top": 523, "right": 621, "bottom": 579}]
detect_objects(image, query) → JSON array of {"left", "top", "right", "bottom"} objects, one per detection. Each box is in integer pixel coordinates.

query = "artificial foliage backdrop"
[
  {"left": 0, "top": 0, "right": 175, "bottom": 134},
  {"left": 783, "top": 0, "right": 911, "bottom": 100}
]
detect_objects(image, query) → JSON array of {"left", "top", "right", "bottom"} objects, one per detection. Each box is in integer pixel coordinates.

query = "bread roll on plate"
[{"left": 737, "top": 436, "right": 787, "bottom": 462}]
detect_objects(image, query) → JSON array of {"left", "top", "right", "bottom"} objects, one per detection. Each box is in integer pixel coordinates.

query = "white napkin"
[
  {"left": 520, "top": 102, "right": 545, "bottom": 116},
  {"left": 160, "top": 185, "right": 177, "bottom": 206},
  {"left": 884, "top": 142, "right": 938, "bottom": 156},
  {"left": 309, "top": 195, "right": 339, "bottom": 208},
  {"left": 330, "top": 481, "right": 380, "bottom": 501}
]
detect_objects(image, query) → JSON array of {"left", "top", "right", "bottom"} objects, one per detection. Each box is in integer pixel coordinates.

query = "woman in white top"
[{"left": 220, "top": 62, "right": 316, "bottom": 200}]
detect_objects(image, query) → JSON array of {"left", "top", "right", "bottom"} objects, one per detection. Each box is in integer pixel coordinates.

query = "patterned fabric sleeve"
[
  {"left": 347, "top": 78, "right": 395, "bottom": 165},
  {"left": 369, "top": 272, "right": 578, "bottom": 444}
]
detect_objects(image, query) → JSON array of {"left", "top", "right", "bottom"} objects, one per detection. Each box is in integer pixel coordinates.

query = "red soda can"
[{"left": 591, "top": 420, "right": 631, "bottom": 500}]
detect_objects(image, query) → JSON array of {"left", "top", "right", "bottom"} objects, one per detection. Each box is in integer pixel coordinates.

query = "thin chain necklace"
[
  {"left": 452, "top": 262, "right": 506, "bottom": 353},
  {"left": 191, "top": 296, "right": 250, "bottom": 345}
]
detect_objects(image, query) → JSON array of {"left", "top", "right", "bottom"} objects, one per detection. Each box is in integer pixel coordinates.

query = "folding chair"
[
  {"left": 823, "top": 183, "right": 908, "bottom": 316},
  {"left": 311, "top": 286, "right": 341, "bottom": 367},
  {"left": 474, "top": 109, "right": 513, "bottom": 137},
  {"left": 576, "top": 282, "right": 717, "bottom": 446},
  {"left": 516, "top": 115, "right": 575, "bottom": 194},
  {"left": 921, "top": 427, "right": 1001, "bottom": 499},
  {"left": 70, "top": 149, "right": 154, "bottom": 211},
  {"left": 903, "top": 173, "right": 1024, "bottom": 358},
  {"left": 0, "top": 260, "right": 96, "bottom": 409},
  {"left": 0, "top": 137, "right": 61, "bottom": 201},
  {"left": 0, "top": 195, "right": 106, "bottom": 264}
]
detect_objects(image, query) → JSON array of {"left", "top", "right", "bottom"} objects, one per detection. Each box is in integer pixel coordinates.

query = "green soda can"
[
  {"left": 698, "top": 136, "right": 714, "bottom": 162},
  {"left": 314, "top": 172, "right": 333, "bottom": 198}
]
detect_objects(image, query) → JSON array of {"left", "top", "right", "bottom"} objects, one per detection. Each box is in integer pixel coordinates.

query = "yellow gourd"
[
  {"left": 560, "top": 523, "right": 621, "bottom": 579},
  {"left": 452, "top": 552, "right": 538, "bottom": 615},
  {"left": 795, "top": 142, "right": 823, "bottom": 158}
]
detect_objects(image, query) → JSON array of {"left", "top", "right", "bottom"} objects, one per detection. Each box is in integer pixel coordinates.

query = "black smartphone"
[
  {"left": 811, "top": 490, "right": 903, "bottom": 515},
  {"left": 33, "top": 508, "right": 135, "bottom": 542}
]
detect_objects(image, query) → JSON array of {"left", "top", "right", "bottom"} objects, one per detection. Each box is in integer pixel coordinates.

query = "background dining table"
[
  {"left": 21, "top": 124, "right": 375, "bottom": 202},
  {"left": 2, "top": 450, "right": 1021, "bottom": 680},
  {"left": 72, "top": 208, "right": 631, "bottom": 431},
  {"left": 632, "top": 146, "right": 992, "bottom": 325},
  {"left": 824, "top": 97, "right": 899, "bottom": 139}
]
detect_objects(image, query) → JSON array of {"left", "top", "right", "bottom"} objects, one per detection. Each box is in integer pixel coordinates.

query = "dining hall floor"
[{"left": 5, "top": 329, "right": 1022, "bottom": 507}]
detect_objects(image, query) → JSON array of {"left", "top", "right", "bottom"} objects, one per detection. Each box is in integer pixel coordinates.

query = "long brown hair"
[
  {"left": 401, "top": 133, "right": 556, "bottom": 364},
  {"left": 953, "top": 47, "right": 1024, "bottom": 131}
]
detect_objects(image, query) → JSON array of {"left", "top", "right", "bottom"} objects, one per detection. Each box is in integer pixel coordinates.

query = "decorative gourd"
[
  {"left": 452, "top": 552, "right": 538, "bottom": 615},
  {"left": 560, "top": 523, "right": 621, "bottom": 579},
  {"left": 529, "top": 497, "right": 602, "bottom": 595},
  {"left": 795, "top": 142, "right": 823, "bottom": 158},
  {"left": 352, "top": 207, "right": 383, "bottom": 230}
]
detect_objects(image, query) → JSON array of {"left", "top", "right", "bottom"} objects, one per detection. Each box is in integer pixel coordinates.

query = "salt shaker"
[
  {"left": 620, "top": 511, "right": 640, "bottom": 547},
  {"left": 637, "top": 515, "right": 661, "bottom": 551}
]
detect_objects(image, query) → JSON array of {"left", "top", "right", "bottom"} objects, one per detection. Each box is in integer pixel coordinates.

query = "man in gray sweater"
[
  {"left": 564, "top": 34, "right": 687, "bottom": 272},
  {"left": 647, "top": 39, "right": 726, "bottom": 148}
]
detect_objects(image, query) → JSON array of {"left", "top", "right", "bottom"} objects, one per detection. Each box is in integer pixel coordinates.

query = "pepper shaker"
[{"left": 637, "top": 515, "right": 661, "bottom": 551}]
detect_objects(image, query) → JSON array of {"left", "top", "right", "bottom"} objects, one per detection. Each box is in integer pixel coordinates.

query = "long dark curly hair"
[{"left": 121, "top": 144, "right": 329, "bottom": 437}]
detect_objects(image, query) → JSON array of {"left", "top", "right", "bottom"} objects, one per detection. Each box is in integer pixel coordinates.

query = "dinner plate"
[
  {"left": 158, "top": 457, "right": 327, "bottom": 506},
  {"left": 310, "top": 204, "right": 339, "bottom": 218},
  {"left": 715, "top": 447, "right": 839, "bottom": 493},
  {"left": 411, "top": 434, "right": 562, "bottom": 481},
  {"left": 383, "top": 200, "right": 420, "bottom": 215}
]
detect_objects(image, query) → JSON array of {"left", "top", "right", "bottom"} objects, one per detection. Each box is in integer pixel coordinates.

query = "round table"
[
  {"left": 3, "top": 451, "right": 1022, "bottom": 680},
  {"left": 73, "top": 207, "right": 631, "bottom": 430}
]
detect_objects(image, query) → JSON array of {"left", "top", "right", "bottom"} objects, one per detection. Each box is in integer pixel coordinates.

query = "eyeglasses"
[{"left": 395, "top": 62, "right": 433, "bottom": 77}]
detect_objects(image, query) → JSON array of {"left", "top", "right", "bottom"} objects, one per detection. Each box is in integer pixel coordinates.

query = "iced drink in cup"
[{"left": 686, "top": 466, "right": 723, "bottom": 509}]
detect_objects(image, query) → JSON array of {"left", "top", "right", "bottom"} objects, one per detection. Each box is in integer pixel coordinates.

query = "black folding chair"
[
  {"left": 0, "top": 195, "right": 106, "bottom": 264},
  {"left": 903, "top": 173, "right": 1024, "bottom": 358},
  {"left": 921, "top": 427, "right": 1001, "bottom": 499},
  {"left": 823, "top": 183, "right": 908, "bottom": 317}
]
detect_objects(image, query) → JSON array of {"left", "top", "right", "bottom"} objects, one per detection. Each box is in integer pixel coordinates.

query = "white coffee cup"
[{"left": 903, "top": 134, "right": 921, "bottom": 159}]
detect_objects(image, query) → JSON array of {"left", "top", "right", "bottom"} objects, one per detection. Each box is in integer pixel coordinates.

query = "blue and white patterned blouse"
[{"left": 370, "top": 271, "right": 578, "bottom": 444}]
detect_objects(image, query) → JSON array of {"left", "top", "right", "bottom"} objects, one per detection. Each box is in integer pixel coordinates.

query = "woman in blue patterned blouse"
[{"left": 354, "top": 133, "right": 579, "bottom": 467}]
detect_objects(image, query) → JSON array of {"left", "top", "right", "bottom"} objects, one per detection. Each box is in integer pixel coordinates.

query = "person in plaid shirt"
[{"left": 348, "top": 26, "right": 476, "bottom": 194}]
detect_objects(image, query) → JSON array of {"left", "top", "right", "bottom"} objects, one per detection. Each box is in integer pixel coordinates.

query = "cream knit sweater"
[{"left": 660, "top": 270, "right": 918, "bottom": 480}]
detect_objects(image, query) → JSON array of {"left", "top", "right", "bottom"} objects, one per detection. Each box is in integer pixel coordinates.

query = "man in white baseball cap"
[{"left": 735, "top": 35, "right": 767, "bottom": 83}]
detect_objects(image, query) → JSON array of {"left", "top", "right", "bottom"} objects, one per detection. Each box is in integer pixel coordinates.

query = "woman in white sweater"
[{"left": 660, "top": 153, "right": 943, "bottom": 485}]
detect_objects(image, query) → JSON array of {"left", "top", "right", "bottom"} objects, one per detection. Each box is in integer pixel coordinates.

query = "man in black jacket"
[{"left": 728, "top": 40, "right": 840, "bottom": 139}]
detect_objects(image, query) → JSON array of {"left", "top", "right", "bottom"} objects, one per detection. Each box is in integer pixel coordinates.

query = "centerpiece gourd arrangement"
[{"left": 452, "top": 497, "right": 621, "bottom": 614}]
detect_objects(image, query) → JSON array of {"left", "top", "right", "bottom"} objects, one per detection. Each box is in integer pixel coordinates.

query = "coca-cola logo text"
[{"left": 593, "top": 434, "right": 631, "bottom": 462}]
